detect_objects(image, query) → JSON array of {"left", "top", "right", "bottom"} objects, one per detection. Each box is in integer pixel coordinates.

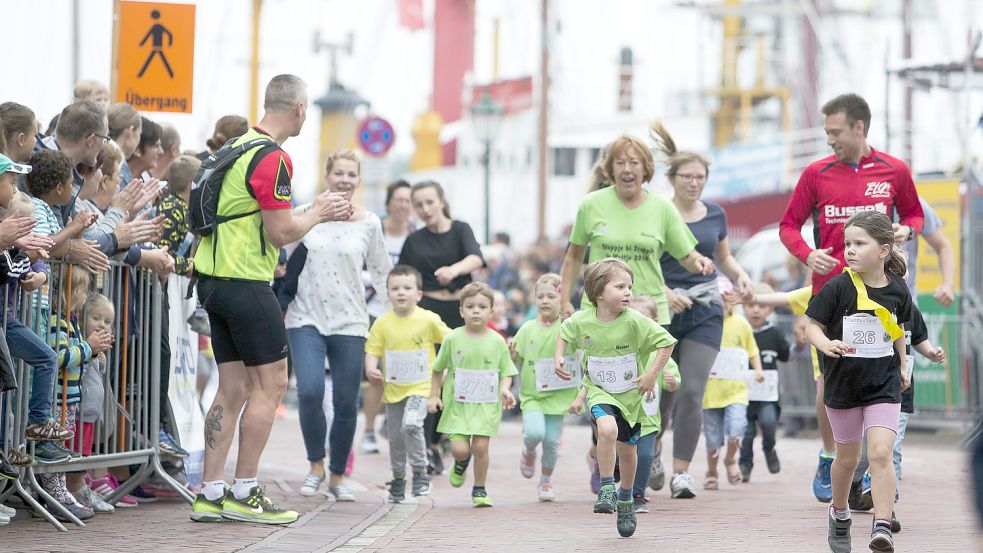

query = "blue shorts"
[{"left": 591, "top": 404, "right": 641, "bottom": 445}]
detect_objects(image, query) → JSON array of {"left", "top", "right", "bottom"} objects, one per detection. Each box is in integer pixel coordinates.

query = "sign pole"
[
  {"left": 249, "top": 0, "right": 262, "bottom": 123},
  {"left": 110, "top": 0, "right": 121, "bottom": 100}
]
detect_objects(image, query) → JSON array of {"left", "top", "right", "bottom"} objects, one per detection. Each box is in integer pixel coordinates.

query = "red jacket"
[{"left": 780, "top": 147, "right": 924, "bottom": 294}]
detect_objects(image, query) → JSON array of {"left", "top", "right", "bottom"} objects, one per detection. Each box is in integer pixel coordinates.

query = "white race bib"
[
  {"left": 842, "top": 314, "right": 894, "bottom": 358},
  {"left": 708, "top": 348, "right": 749, "bottom": 380},
  {"left": 746, "top": 370, "right": 779, "bottom": 402},
  {"left": 904, "top": 330, "right": 914, "bottom": 380},
  {"left": 586, "top": 353, "right": 638, "bottom": 394},
  {"left": 642, "top": 386, "right": 662, "bottom": 417},
  {"left": 453, "top": 369, "right": 499, "bottom": 404},
  {"left": 534, "top": 355, "right": 580, "bottom": 392},
  {"left": 384, "top": 349, "right": 429, "bottom": 384}
]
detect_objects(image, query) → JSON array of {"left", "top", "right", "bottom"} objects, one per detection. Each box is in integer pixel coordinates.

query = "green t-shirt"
[
  {"left": 559, "top": 307, "right": 677, "bottom": 427},
  {"left": 569, "top": 187, "right": 697, "bottom": 322},
  {"left": 514, "top": 319, "right": 580, "bottom": 415},
  {"left": 433, "top": 327, "right": 518, "bottom": 437},
  {"left": 640, "top": 357, "right": 681, "bottom": 436}
]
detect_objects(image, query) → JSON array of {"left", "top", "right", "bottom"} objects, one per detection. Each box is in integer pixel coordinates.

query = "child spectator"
[
  {"left": 363, "top": 265, "right": 451, "bottom": 502},
  {"left": 739, "top": 282, "right": 791, "bottom": 482},
  {"left": 73, "top": 80, "right": 110, "bottom": 108},
  {"left": 157, "top": 154, "right": 199, "bottom": 277}
]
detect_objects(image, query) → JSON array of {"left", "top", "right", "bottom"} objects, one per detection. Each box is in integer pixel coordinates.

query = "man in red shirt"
[{"left": 779, "top": 93, "right": 924, "bottom": 508}]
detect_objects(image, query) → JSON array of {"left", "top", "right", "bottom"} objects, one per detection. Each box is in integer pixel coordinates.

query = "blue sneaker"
[
  {"left": 812, "top": 452, "right": 833, "bottom": 503},
  {"left": 159, "top": 430, "right": 190, "bottom": 459}
]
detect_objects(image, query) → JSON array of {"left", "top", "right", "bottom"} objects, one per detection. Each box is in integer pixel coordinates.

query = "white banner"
[{"left": 167, "top": 275, "right": 204, "bottom": 485}]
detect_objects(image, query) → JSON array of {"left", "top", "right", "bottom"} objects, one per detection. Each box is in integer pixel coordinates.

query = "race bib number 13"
[{"left": 586, "top": 353, "right": 638, "bottom": 394}]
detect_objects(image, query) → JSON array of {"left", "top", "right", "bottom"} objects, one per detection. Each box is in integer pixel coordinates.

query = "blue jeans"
[
  {"left": 703, "top": 403, "right": 748, "bottom": 451},
  {"left": 740, "top": 401, "right": 779, "bottom": 466},
  {"left": 632, "top": 432, "right": 657, "bottom": 497},
  {"left": 6, "top": 318, "right": 58, "bottom": 424},
  {"left": 288, "top": 326, "right": 365, "bottom": 475}
]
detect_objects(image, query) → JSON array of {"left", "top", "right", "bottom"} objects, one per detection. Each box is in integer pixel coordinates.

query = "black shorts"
[
  {"left": 197, "top": 275, "right": 289, "bottom": 366},
  {"left": 591, "top": 404, "right": 641, "bottom": 445}
]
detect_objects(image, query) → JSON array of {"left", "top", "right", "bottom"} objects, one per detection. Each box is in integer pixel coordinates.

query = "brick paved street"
[{"left": 3, "top": 413, "right": 978, "bottom": 552}]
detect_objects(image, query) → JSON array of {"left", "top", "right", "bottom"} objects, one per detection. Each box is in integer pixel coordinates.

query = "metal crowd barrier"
[
  {"left": 0, "top": 260, "right": 193, "bottom": 532},
  {"left": 773, "top": 312, "right": 979, "bottom": 431}
]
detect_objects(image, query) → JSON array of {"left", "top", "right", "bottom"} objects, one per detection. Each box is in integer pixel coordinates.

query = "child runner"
[
  {"left": 624, "top": 294, "right": 681, "bottom": 514},
  {"left": 555, "top": 258, "right": 676, "bottom": 538},
  {"left": 364, "top": 265, "right": 451, "bottom": 502},
  {"left": 739, "top": 282, "right": 790, "bottom": 482},
  {"left": 511, "top": 273, "right": 580, "bottom": 502},
  {"left": 701, "top": 287, "right": 763, "bottom": 489},
  {"left": 805, "top": 211, "right": 911, "bottom": 553},
  {"left": 427, "top": 282, "right": 517, "bottom": 507}
]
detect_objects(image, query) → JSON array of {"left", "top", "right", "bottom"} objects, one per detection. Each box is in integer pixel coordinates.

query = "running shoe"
[
  {"left": 669, "top": 472, "right": 696, "bottom": 499},
  {"left": 765, "top": 448, "right": 781, "bottom": 474},
  {"left": 0, "top": 512, "right": 8, "bottom": 525},
  {"left": 33, "top": 441, "right": 71, "bottom": 464},
  {"left": 538, "top": 482, "right": 555, "bottom": 502},
  {"left": 299, "top": 473, "right": 324, "bottom": 497},
  {"left": 649, "top": 456, "right": 665, "bottom": 491},
  {"left": 428, "top": 448, "right": 445, "bottom": 476},
  {"left": 158, "top": 430, "right": 190, "bottom": 459},
  {"left": 388, "top": 477, "right": 406, "bottom": 503},
  {"left": 891, "top": 511, "right": 901, "bottom": 534},
  {"left": 130, "top": 485, "right": 158, "bottom": 503},
  {"left": 616, "top": 499, "right": 637, "bottom": 537},
  {"left": 519, "top": 447, "right": 536, "bottom": 479},
  {"left": 0, "top": 452, "right": 18, "bottom": 480},
  {"left": 471, "top": 488, "right": 493, "bottom": 508},
  {"left": 869, "top": 522, "right": 894, "bottom": 552},
  {"left": 73, "top": 485, "right": 114, "bottom": 513},
  {"left": 361, "top": 432, "right": 379, "bottom": 454},
  {"left": 190, "top": 492, "right": 226, "bottom": 523},
  {"left": 86, "top": 475, "right": 139, "bottom": 508},
  {"left": 222, "top": 486, "right": 298, "bottom": 525},
  {"left": 589, "top": 456, "right": 601, "bottom": 494},
  {"left": 856, "top": 471, "right": 873, "bottom": 511},
  {"left": 813, "top": 452, "right": 833, "bottom": 503},
  {"left": 632, "top": 493, "right": 648, "bottom": 514},
  {"left": 848, "top": 479, "right": 867, "bottom": 511},
  {"left": 449, "top": 457, "right": 470, "bottom": 488},
  {"left": 0, "top": 503, "right": 15, "bottom": 518},
  {"left": 827, "top": 508, "right": 852, "bottom": 553},
  {"left": 593, "top": 484, "right": 616, "bottom": 514},
  {"left": 329, "top": 483, "right": 355, "bottom": 502},
  {"left": 739, "top": 461, "right": 752, "bottom": 483},
  {"left": 412, "top": 472, "right": 431, "bottom": 496},
  {"left": 38, "top": 500, "right": 93, "bottom": 522}
]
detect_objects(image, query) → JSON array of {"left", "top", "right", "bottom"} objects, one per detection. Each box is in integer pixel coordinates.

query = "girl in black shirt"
[{"left": 805, "top": 211, "right": 911, "bottom": 552}]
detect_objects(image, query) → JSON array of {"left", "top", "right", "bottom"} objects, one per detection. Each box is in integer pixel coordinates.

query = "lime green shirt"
[
  {"left": 514, "top": 319, "right": 580, "bottom": 415},
  {"left": 559, "top": 307, "right": 676, "bottom": 427},
  {"left": 364, "top": 307, "right": 451, "bottom": 404},
  {"left": 703, "top": 313, "right": 760, "bottom": 409},
  {"left": 640, "top": 357, "right": 681, "bottom": 436},
  {"left": 569, "top": 187, "right": 697, "bottom": 321},
  {"left": 433, "top": 327, "right": 518, "bottom": 437}
]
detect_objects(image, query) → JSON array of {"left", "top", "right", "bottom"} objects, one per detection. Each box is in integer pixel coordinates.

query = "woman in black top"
[
  {"left": 397, "top": 180, "right": 484, "bottom": 474},
  {"left": 398, "top": 181, "right": 485, "bottom": 328},
  {"left": 804, "top": 211, "right": 911, "bottom": 552}
]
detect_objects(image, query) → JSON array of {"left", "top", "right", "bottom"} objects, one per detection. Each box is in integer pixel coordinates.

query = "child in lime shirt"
[
  {"left": 556, "top": 258, "right": 676, "bottom": 538},
  {"left": 702, "top": 293, "right": 763, "bottom": 490},
  {"left": 511, "top": 273, "right": 580, "bottom": 502},
  {"left": 365, "top": 265, "right": 451, "bottom": 503},
  {"left": 427, "top": 282, "right": 517, "bottom": 507}
]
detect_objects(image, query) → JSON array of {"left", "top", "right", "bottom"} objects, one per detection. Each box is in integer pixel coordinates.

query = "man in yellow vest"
[{"left": 190, "top": 74, "right": 353, "bottom": 524}]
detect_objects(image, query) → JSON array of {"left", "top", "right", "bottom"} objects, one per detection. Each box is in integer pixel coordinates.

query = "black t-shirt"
[
  {"left": 398, "top": 220, "right": 485, "bottom": 292},
  {"left": 901, "top": 304, "right": 928, "bottom": 414},
  {"left": 806, "top": 272, "right": 912, "bottom": 409},
  {"left": 660, "top": 201, "right": 727, "bottom": 289},
  {"left": 753, "top": 323, "right": 790, "bottom": 371}
]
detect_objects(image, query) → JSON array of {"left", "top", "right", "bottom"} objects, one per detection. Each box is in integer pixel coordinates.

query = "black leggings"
[{"left": 419, "top": 296, "right": 464, "bottom": 449}]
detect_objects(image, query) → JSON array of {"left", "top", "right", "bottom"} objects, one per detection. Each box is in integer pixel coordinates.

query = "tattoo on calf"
[{"left": 205, "top": 405, "right": 224, "bottom": 449}]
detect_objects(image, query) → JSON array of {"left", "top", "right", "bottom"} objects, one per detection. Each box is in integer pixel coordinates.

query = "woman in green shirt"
[{"left": 560, "top": 134, "right": 714, "bottom": 324}]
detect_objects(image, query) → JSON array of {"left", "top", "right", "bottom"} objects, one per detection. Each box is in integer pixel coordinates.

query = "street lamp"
[{"left": 470, "top": 89, "right": 504, "bottom": 244}]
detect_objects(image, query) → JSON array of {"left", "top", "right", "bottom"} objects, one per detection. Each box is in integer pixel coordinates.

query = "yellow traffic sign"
[{"left": 117, "top": 1, "right": 195, "bottom": 113}]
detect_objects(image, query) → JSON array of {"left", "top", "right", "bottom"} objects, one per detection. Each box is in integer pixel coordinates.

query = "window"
[{"left": 552, "top": 147, "right": 577, "bottom": 176}]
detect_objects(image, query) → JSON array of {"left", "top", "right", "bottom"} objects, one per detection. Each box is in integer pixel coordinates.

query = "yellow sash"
[{"left": 843, "top": 268, "right": 904, "bottom": 341}]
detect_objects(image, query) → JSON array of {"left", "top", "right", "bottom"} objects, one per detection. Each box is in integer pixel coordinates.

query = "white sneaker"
[
  {"left": 670, "top": 472, "right": 696, "bottom": 499},
  {"left": 329, "top": 483, "right": 356, "bottom": 502},
  {"left": 360, "top": 433, "right": 379, "bottom": 454},
  {"left": 519, "top": 448, "right": 536, "bottom": 479},
  {"left": 299, "top": 473, "right": 324, "bottom": 497},
  {"left": 0, "top": 512, "right": 8, "bottom": 525},
  {"left": 537, "top": 482, "right": 555, "bottom": 502},
  {"left": 0, "top": 503, "right": 15, "bottom": 517},
  {"left": 76, "top": 486, "right": 115, "bottom": 513}
]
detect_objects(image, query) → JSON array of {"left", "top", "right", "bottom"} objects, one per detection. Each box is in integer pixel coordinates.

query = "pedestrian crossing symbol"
[{"left": 117, "top": 1, "right": 195, "bottom": 113}]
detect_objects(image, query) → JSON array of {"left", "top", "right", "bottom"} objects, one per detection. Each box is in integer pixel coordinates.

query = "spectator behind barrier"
[{"left": 73, "top": 80, "right": 110, "bottom": 108}]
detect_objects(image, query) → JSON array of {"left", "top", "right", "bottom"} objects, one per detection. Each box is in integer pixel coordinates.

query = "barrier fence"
[{"left": 0, "top": 260, "right": 192, "bottom": 532}]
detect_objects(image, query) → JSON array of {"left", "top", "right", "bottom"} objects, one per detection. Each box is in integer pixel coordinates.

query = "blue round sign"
[{"left": 357, "top": 116, "right": 395, "bottom": 157}]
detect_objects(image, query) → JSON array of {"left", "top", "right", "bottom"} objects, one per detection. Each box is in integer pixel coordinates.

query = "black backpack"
[{"left": 190, "top": 136, "right": 277, "bottom": 237}]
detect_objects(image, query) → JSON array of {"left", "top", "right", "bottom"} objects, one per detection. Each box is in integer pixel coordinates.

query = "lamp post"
[{"left": 470, "top": 90, "right": 504, "bottom": 244}]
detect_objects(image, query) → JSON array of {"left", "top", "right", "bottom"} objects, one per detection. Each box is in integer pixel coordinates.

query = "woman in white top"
[
  {"left": 283, "top": 150, "right": 391, "bottom": 502},
  {"left": 360, "top": 180, "right": 416, "bottom": 454}
]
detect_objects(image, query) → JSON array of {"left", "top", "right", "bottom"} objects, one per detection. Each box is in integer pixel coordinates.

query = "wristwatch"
[{"left": 906, "top": 225, "right": 914, "bottom": 241}]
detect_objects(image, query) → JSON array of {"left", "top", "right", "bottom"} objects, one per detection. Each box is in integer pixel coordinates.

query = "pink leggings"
[{"left": 824, "top": 403, "right": 901, "bottom": 444}]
